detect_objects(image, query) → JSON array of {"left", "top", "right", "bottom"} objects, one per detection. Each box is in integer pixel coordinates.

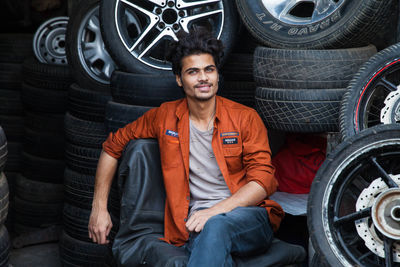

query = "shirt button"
[
  {"left": 184, "top": 218, "right": 187, "bottom": 222},
  {"left": 186, "top": 196, "right": 190, "bottom": 200}
]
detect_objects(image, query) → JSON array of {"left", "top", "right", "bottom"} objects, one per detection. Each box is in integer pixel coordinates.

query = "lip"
[{"left": 195, "top": 84, "right": 212, "bottom": 91}]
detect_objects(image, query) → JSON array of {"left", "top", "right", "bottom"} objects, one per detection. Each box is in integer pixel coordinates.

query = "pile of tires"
[
  {"left": 0, "top": 33, "right": 33, "bottom": 230},
  {"left": 61, "top": 0, "right": 118, "bottom": 265},
  {"left": 231, "top": 0, "right": 399, "bottom": 266},
  {"left": 15, "top": 56, "right": 69, "bottom": 234},
  {"left": 0, "top": 126, "right": 11, "bottom": 266}
]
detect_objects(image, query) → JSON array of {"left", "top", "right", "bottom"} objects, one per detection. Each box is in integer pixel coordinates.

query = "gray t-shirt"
[{"left": 188, "top": 120, "right": 231, "bottom": 216}]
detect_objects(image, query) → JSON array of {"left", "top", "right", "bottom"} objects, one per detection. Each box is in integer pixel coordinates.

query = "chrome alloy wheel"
[
  {"left": 33, "top": 16, "right": 69, "bottom": 65},
  {"left": 114, "top": 0, "right": 224, "bottom": 70},
  {"left": 261, "top": 0, "right": 345, "bottom": 25},
  {"left": 78, "top": 5, "right": 116, "bottom": 84}
]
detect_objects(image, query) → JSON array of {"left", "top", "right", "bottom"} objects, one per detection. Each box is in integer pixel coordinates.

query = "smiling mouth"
[{"left": 195, "top": 83, "right": 212, "bottom": 89}]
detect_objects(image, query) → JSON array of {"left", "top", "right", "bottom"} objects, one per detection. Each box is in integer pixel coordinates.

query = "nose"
[{"left": 197, "top": 70, "right": 208, "bottom": 82}]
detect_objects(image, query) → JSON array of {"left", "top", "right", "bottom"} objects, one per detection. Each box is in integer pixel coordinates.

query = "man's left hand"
[{"left": 186, "top": 208, "right": 221, "bottom": 232}]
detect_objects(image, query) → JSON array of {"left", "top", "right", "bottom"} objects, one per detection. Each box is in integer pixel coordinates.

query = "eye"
[
  {"left": 205, "top": 67, "right": 215, "bottom": 72},
  {"left": 188, "top": 70, "right": 198, "bottom": 75}
]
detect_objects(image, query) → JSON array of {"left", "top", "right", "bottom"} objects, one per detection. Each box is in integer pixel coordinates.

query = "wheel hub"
[
  {"left": 33, "top": 16, "right": 69, "bottom": 65},
  {"left": 355, "top": 175, "right": 400, "bottom": 261},
  {"left": 154, "top": 1, "right": 186, "bottom": 32},
  {"left": 372, "top": 188, "right": 400, "bottom": 240},
  {"left": 380, "top": 85, "right": 400, "bottom": 124}
]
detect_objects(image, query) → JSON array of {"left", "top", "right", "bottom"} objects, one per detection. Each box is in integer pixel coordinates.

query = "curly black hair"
[{"left": 167, "top": 27, "right": 224, "bottom": 76}]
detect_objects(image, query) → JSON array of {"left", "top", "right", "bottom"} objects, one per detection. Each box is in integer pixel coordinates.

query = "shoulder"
[{"left": 217, "top": 96, "right": 258, "bottom": 118}]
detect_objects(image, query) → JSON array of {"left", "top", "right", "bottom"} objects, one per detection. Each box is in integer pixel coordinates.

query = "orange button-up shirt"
[{"left": 103, "top": 96, "right": 284, "bottom": 246}]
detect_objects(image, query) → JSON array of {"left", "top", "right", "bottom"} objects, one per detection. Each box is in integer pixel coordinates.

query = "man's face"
[{"left": 176, "top": 53, "right": 219, "bottom": 102}]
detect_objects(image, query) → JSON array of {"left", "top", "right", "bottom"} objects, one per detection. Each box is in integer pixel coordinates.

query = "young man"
[{"left": 88, "top": 28, "right": 283, "bottom": 266}]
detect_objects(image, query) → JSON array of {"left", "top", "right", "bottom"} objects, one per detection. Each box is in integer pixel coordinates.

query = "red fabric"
[{"left": 272, "top": 134, "right": 326, "bottom": 194}]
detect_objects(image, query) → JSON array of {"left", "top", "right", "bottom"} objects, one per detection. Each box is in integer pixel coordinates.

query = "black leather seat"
[{"left": 112, "top": 139, "right": 306, "bottom": 266}]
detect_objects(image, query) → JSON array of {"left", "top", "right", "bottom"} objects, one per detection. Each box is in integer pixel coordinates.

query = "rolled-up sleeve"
[
  {"left": 241, "top": 110, "right": 278, "bottom": 197},
  {"left": 103, "top": 108, "right": 159, "bottom": 159}
]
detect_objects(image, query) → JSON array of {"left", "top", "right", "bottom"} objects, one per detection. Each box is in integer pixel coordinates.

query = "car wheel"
[
  {"left": 100, "top": 0, "right": 237, "bottom": 73},
  {"left": 235, "top": 0, "right": 393, "bottom": 49}
]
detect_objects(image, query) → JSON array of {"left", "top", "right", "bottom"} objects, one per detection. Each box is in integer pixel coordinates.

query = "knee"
[{"left": 202, "top": 214, "right": 231, "bottom": 236}]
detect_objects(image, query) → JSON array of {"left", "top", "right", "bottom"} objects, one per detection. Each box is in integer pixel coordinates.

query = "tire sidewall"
[
  {"left": 340, "top": 43, "right": 400, "bottom": 140},
  {"left": 236, "top": 0, "right": 366, "bottom": 48}
]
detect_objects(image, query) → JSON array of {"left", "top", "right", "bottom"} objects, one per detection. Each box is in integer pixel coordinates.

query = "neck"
[{"left": 187, "top": 96, "right": 216, "bottom": 131}]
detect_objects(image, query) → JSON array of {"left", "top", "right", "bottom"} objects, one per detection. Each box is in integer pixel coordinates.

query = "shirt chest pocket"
[
  {"left": 160, "top": 137, "right": 181, "bottom": 168},
  {"left": 223, "top": 146, "right": 243, "bottom": 173}
]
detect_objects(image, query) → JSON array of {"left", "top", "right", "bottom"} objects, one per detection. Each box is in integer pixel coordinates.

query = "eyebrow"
[{"left": 183, "top": 64, "right": 216, "bottom": 73}]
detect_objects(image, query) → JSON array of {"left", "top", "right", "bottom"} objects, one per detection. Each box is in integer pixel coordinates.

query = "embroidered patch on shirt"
[
  {"left": 223, "top": 137, "right": 238, "bottom": 145},
  {"left": 166, "top": 130, "right": 179, "bottom": 138},
  {"left": 220, "top": 132, "right": 239, "bottom": 137}
]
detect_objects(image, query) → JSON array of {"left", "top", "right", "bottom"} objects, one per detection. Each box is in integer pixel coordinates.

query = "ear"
[{"left": 176, "top": 75, "right": 182, "bottom": 87}]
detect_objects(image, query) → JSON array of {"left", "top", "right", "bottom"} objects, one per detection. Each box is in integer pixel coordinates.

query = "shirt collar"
[{"left": 175, "top": 96, "right": 223, "bottom": 122}]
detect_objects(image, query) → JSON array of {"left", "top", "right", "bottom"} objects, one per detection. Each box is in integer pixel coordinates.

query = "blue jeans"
[{"left": 184, "top": 206, "right": 273, "bottom": 267}]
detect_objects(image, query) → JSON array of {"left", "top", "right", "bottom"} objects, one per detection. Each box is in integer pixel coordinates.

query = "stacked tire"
[
  {"left": 15, "top": 57, "right": 69, "bottom": 235},
  {"left": 0, "top": 34, "right": 33, "bottom": 230},
  {"left": 0, "top": 126, "right": 11, "bottom": 266},
  {"left": 62, "top": 0, "right": 118, "bottom": 265},
  {"left": 253, "top": 46, "right": 377, "bottom": 133}
]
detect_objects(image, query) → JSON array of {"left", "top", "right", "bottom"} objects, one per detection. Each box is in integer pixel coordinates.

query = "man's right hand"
[{"left": 88, "top": 207, "right": 113, "bottom": 244}]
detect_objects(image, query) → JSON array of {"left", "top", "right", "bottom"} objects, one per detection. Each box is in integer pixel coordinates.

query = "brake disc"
[
  {"left": 355, "top": 175, "right": 400, "bottom": 261},
  {"left": 380, "top": 85, "right": 400, "bottom": 124}
]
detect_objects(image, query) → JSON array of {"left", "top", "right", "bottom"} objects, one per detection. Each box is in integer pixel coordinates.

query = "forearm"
[
  {"left": 92, "top": 150, "right": 118, "bottom": 210},
  {"left": 211, "top": 181, "right": 267, "bottom": 214}
]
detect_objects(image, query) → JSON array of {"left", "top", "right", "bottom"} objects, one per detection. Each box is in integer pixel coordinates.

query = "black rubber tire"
[
  {"left": 22, "top": 152, "right": 65, "bottom": 184},
  {"left": 64, "top": 112, "right": 107, "bottom": 148},
  {"left": 111, "top": 71, "right": 184, "bottom": 106},
  {"left": 24, "top": 111, "right": 64, "bottom": 134},
  {"left": 65, "top": 143, "right": 101, "bottom": 176},
  {"left": 0, "top": 126, "right": 7, "bottom": 173},
  {"left": 100, "top": 0, "right": 237, "bottom": 74},
  {"left": 0, "top": 62, "right": 22, "bottom": 90},
  {"left": 255, "top": 87, "right": 346, "bottom": 132},
  {"left": 14, "top": 196, "right": 63, "bottom": 227},
  {"left": 68, "top": 83, "right": 111, "bottom": 122},
  {"left": 235, "top": 0, "right": 393, "bottom": 49},
  {"left": 22, "top": 57, "right": 72, "bottom": 90},
  {"left": 23, "top": 127, "right": 65, "bottom": 159},
  {"left": 4, "top": 142, "right": 21, "bottom": 172},
  {"left": 308, "top": 124, "right": 400, "bottom": 266},
  {"left": 105, "top": 101, "right": 154, "bottom": 133},
  {"left": 0, "top": 226, "right": 10, "bottom": 267},
  {"left": 59, "top": 231, "right": 114, "bottom": 267},
  {"left": 0, "top": 34, "right": 33, "bottom": 63},
  {"left": 0, "top": 90, "right": 23, "bottom": 115},
  {"left": 0, "top": 172, "right": 9, "bottom": 226},
  {"left": 221, "top": 53, "right": 254, "bottom": 82},
  {"left": 15, "top": 174, "right": 63, "bottom": 203},
  {"left": 21, "top": 83, "right": 68, "bottom": 113},
  {"left": 0, "top": 115, "right": 24, "bottom": 142},
  {"left": 63, "top": 203, "right": 118, "bottom": 243},
  {"left": 218, "top": 81, "right": 255, "bottom": 108},
  {"left": 66, "top": 0, "right": 112, "bottom": 92},
  {"left": 64, "top": 168, "right": 120, "bottom": 212},
  {"left": 253, "top": 45, "right": 377, "bottom": 89},
  {"left": 340, "top": 42, "right": 400, "bottom": 140}
]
